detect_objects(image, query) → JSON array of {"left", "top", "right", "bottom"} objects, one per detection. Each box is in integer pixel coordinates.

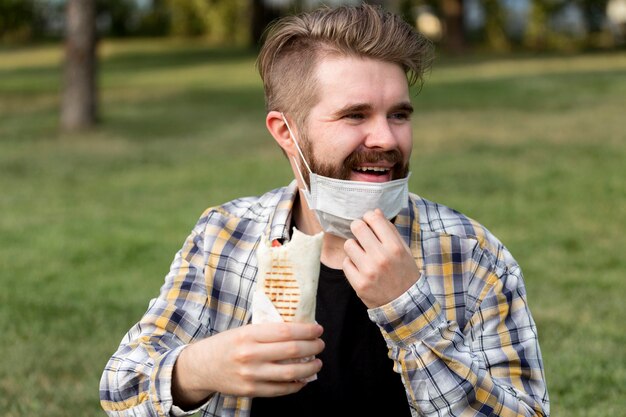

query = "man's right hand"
[{"left": 171, "top": 322, "right": 324, "bottom": 409}]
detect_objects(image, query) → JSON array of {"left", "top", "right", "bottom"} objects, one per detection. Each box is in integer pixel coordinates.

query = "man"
[{"left": 100, "top": 5, "right": 549, "bottom": 417}]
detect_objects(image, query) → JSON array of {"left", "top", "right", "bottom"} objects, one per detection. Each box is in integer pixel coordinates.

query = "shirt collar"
[{"left": 266, "top": 180, "right": 299, "bottom": 243}]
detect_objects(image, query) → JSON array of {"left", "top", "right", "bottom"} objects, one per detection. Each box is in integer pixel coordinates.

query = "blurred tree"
[
  {"left": 137, "top": 0, "right": 171, "bottom": 36},
  {"left": 524, "top": 0, "right": 550, "bottom": 49},
  {"left": 442, "top": 0, "right": 465, "bottom": 51},
  {"left": 167, "top": 0, "right": 204, "bottom": 36},
  {"left": 524, "top": 0, "right": 579, "bottom": 50},
  {"left": 61, "top": 0, "right": 98, "bottom": 131},
  {"left": 0, "top": 0, "right": 39, "bottom": 41},
  {"left": 96, "top": 0, "right": 137, "bottom": 37},
  {"left": 580, "top": 0, "right": 609, "bottom": 33},
  {"left": 398, "top": 0, "right": 417, "bottom": 23},
  {"left": 483, "top": 0, "right": 511, "bottom": 51},
  {"left": 166, "top": 0, "right": 248, "bottom": 43},
  {"left": 523, "top": 0, "right": 610, "bottom": 50},
  {"left": 291, "top": 0, "right": 306, "bottom": 12},
  {"left": 251, "top": 0, "right": 282, "bottom": 46},
  {"left": 404, "top": 0, "right": 466, "bottom": 50},
  {"left": 202, "top": 0, "right": 248, "bottom": 43}
]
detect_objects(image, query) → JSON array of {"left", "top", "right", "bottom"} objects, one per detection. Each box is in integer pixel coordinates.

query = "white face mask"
[{"left": 282, "top": 113, "right": 410, "bottom": 240}]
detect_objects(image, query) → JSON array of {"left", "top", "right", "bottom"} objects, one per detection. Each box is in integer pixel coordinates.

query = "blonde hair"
[{"left": 257, "top": 4, "right": 433, "bottom": 127}]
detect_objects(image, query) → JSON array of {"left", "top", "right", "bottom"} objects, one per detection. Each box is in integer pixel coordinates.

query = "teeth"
[{"left": 355, "top": 166, "right": 390, "bottom": 172}]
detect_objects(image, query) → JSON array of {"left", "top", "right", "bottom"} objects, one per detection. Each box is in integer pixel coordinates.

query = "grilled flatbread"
[{"left": 252, "top": 228, "right": 323, "bottom": 325}]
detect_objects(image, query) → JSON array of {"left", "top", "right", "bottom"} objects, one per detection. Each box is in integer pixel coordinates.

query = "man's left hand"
[{"left": 343, "top": 209, "right": 421, "bottom": 308}]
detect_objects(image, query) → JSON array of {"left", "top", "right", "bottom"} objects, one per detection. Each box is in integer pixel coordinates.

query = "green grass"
[{"left": 1, "top": 39, "right": 625, "bottom": 416}]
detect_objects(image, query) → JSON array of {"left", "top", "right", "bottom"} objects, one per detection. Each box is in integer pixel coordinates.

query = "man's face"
[{"left": 295, "top": 55, "right": 413, "bottom": 187}]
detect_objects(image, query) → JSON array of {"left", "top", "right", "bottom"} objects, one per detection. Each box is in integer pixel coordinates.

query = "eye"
[
  {"left": 344, "top": 112, "right": 365, "bottom": 120},
  {"left": 389, "top": 111, "right": 411, "bottom": 121}
]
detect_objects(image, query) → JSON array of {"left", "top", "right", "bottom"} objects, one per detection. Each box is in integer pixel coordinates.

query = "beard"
[{"left": 297, "top": 129, "right": 410, "bottom": 188}]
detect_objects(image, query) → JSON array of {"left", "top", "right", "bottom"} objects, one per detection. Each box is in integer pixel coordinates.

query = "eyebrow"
[
  {"left": 332, "top": 103, "right": 371, "bottom": 118},
  {"left": 332, "top": 102, "right": 414, "bottom": 118},
  {"left": 392, "top": 102, "right": 414, "bottom": 114}
]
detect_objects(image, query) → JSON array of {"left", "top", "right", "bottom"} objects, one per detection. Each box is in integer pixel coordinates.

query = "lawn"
[{"left": 0, "top": 39, "right": 625, "bottom": 416}]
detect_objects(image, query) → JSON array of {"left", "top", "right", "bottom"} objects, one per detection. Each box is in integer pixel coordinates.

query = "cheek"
[
  {"left": 403, "top": 140, "right": 413, "bottom": 161},
  {"left": 397, "top": 127, "right": 413, "bottom": 159},
  {"left": 325, "top": 132, "right": 361, "bottom": 156}
]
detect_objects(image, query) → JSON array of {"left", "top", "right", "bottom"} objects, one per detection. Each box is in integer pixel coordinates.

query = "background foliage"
[{"left": 1, "top": 0, "right": 624, "bottom": 51}]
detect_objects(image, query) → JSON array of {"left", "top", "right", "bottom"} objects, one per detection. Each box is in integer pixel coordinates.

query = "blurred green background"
[{"left": 1, "top": 1, "right": 626, "bottom": 416}]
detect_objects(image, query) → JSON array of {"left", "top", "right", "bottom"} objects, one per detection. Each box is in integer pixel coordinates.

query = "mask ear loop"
[{"left": 281, "top": 113, "right": 312, "bottom": 193}]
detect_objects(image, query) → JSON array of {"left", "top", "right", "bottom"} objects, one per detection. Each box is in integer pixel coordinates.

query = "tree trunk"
[
  {"left": 61, "top": 0, "right": 97, "bottom": 131},
  {"left": 581, "top": 0, "right": 609, "bottom": 33},
  {"left": 441, "top": 0, "right": 465, "bottom": 52},
  {"left": 250, "top": 0, "right": 282, "bottom": 47}
]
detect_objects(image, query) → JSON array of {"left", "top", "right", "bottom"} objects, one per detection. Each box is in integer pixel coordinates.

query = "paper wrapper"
[{"left": 252, "top": 228, "right": 323, "bottom": 381}]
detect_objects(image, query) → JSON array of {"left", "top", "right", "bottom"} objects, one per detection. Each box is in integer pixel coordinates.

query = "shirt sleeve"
[
  {"left": 100, "top": 226, "right": 212, "bottom": 417},
  {"left": 368, "top": 265, "right": 550, "bottom": 417}
]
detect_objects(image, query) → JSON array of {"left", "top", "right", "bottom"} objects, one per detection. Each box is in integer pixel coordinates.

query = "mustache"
[{"left": 344, "top": 149, "right": 403, "bottom": 168}]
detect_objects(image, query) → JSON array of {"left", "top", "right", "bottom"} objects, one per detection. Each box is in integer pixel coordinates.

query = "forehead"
[{"left": 312, "top": 55, "right": 410, "bottom": 110}]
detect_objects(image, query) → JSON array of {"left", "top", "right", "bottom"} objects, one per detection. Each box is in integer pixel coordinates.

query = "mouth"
[{"left": 351, "top": 165, "right": 393, "bottom": 183}]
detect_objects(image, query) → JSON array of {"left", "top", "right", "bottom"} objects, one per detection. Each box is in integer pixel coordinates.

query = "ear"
[{"left": 266, "top": 111, "right": 299, "bottom": 158}]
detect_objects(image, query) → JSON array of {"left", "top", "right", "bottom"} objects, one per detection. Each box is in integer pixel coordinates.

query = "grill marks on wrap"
[{"left": 263, "top": 254, "right": 300, "bottom": 322}]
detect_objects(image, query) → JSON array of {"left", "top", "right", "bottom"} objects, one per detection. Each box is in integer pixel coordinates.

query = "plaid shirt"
[{"left": 100, "top": 181, "right": 549, "bottom": 417}]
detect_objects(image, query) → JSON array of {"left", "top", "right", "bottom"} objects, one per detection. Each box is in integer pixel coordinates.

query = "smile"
[
  {"left": 351, "top": 165, "right": 394, "bottom": 183},
  {"left": 354, "top": 166, "right": 390, "bottom": 172}
]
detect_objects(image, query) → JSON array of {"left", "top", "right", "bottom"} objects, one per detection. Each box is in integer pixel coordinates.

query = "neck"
[{"left": 293, "top": 189, "right": 346, "bottom": 269}]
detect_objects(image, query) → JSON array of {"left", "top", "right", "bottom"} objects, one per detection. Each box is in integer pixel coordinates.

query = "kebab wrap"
[{"left": 251, "top": 228, "right": 324, "bottom": 381}]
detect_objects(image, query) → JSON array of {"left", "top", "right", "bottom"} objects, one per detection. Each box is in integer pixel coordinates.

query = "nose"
[{"left": 363, "top": 116, "right": 398, "bottom": 150}]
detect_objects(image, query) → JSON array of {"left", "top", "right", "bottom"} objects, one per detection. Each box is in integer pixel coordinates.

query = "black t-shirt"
[{"left": 251, "top": 263, "right": 411, "bottom": 416}]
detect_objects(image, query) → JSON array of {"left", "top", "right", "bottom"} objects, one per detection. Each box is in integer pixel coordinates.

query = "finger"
[
  {"left": 343, "top": 237, "right": 368, "bottom": 271},
  {"left": 257, "top": 338, "right": 325, "bottom": 362},
  {"left": 372, "top": 209, "right": 412, "bottom": 255},
  {"left": 349, "top": 217, "right": 381, "bottom": 254},
  {"left": 252, "top": 380, "right": 308, "bottom": 398},
  {"left": 249, "top": 322, "right": 323, "bottom": 343},
  {"left": 261, "top": 358, "right": 323, "bottom": 383},
  {"left": 342, "top": 256, "right": 360, "bottom": 284},
  {"left": 362, "top": 209, "right": 402, "bottom": 246},
  {"left": 380, "top": 209, "right": 409, "bottom": 246}
]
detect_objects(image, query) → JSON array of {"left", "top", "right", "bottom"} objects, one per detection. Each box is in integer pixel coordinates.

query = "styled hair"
[{"left": 257, "top": 4, "right": 433, "bottom": 126}]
